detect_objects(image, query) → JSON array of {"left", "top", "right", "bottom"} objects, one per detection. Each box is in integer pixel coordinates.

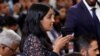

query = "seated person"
[
  {"left": 3, "top": 16, "right": 19, "bottom": 32},
  {"left": 20, "top": 3, "right": 73, "bottom": 56},
  {"left": 77, "top": 34, "right": 99, "bottom": 56},
  {"left": 0, "top": 29, "right": 21, "bottom": 56}
]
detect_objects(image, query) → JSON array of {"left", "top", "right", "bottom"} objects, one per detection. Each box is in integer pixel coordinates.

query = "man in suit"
[{"left": 62, "top": 0, "right": 100, "bottom": 52}]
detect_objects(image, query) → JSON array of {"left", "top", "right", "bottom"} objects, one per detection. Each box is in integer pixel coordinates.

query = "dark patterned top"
[{"left": 21, "top": 34, "right": 58, "bottom": 56}]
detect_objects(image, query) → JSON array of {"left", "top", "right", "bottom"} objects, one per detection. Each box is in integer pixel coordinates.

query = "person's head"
[
  {"left": 31, "top": 0, "right": 38, "bottom": 4},
  {"left": 56, "top": 0, "right": 73, "bottom": 10},
  {"left": 59, "top": 7, "right": 67, "bottom": 20},
  {"left": 53, "top": 9, "right": 61, "bottom": 32},
  {"left": 0, "top": 0, "right": 4, "bottom": 12},
  {"left": 0, "top": 29, "right": 21, "bottom": 56},
  {"left": 85, "top": 0, "right": 97, "bottom": 6},
  {"left": 38, "top": 0, "right": 49, "bottom": 4},
  {"left": 78, "top": 34, "right": 99, "bottom": 56},
  {"left": 0, "top": 2, "right": 9, "bottom": 15},
  {"left": 4, "top": 16, "right": 18, "bottom": 31},
  {"left": 23, "top": 3, "right": 54, "bottom": 35},
  {"left": 57, "top": 6, "right": 67, "bottom": 26},
  {"left": 13, "top": 3, "right": 22, "bottom": 14}
]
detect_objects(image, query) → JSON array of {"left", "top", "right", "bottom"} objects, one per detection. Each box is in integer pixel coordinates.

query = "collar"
[{"left": 83, "top": 0, "right": 99, "bottom": 10}]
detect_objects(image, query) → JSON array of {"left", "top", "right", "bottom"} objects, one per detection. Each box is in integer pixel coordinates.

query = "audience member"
[
  {"left": 58, "top": 6, "right": 67, "bottom": 26},
  {"left": 20, "top": 3, "right": 73, "bottom": 56},
  {"left": 56, "top": 0, "right": 73, "bottom": 9},
  {"left": 77, "top": 34, "right": 99, "bottom": 56},
  {"left": 0, "top": 2, "right": 10, "bottom": 16},
  {"left": 0, "top": 29, "right": 21, "bottom": 56},
  {"left": 3, "top": 16, "right": 19, "bottom": 32}
]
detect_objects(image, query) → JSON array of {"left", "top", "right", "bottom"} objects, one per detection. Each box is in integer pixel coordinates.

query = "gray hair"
[{"left": 0, "top": 29, "right": 21, "bottom": 48}]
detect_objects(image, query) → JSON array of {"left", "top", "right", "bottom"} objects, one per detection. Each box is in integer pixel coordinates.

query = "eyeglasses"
[{"left": 0, "top": 44, "right": 16, "bottom": 52}]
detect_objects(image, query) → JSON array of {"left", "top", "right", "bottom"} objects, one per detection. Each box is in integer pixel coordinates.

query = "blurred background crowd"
[{"left": 0, "top": 0, "right": 100, "bottom": 56}]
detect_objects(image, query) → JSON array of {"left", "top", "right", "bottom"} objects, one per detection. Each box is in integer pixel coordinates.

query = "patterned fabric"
[{"left": 21, "top": 34, "right": 58, "bottom": 56}]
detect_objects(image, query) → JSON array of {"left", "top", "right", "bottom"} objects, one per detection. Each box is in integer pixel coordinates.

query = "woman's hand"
[{"left": 53, "top": 35, "right": 74, "bottom": 54}]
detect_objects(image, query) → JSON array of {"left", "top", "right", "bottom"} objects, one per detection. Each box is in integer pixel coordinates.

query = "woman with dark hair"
[{"left": 20, "top": 3, "right": 73, "bottom": 56}]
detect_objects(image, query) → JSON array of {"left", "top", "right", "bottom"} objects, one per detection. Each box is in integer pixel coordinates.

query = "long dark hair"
[{"left": 20, "top": 3, "right": 52, "bottom": 52}]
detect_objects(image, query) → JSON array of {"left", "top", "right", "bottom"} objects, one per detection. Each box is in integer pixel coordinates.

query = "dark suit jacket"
[
  {"left": 62, "top": 0, "right": 100, "bottom": 39},
  {"left": 62, "top": 0, "right": 100, "bottom": 51}
]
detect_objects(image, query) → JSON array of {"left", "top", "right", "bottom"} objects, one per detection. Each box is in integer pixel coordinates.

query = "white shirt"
[
  {"left": 47, "top": 31, "right": 55, "bottom": 43},
  {"left": 83, "top": 0, "right": 100, "bottom": 22},
  {"left": 98, "top": 0, "right": 100, "bottom": 3},
  {"left": 47, "top": 28, "right": 59, "bottom": 43}
]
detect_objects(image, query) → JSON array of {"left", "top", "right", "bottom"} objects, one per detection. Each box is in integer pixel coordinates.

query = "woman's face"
[
  {"left": 59, "top": 7, "right": 66, "bottom": 19},
  {"left": 41, "top": 9, "right": 55, "bottom": 31}
]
